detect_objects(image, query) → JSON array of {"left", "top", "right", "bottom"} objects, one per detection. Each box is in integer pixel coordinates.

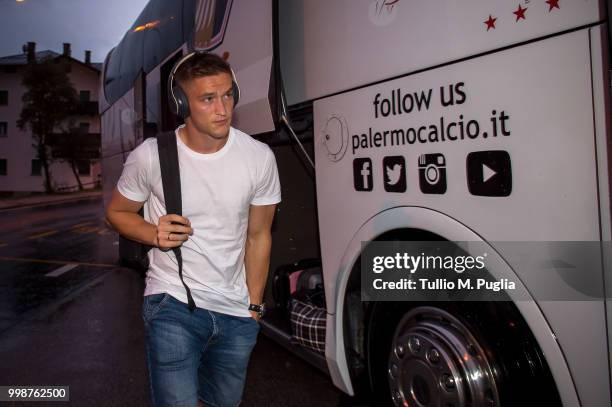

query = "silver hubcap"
[{"left": 388, "top": 307, "right": 500, "bottom": 407}]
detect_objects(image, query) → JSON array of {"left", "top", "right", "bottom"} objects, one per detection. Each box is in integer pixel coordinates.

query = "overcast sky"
[{"left": 0, "top": 0, "right": 149, "bottom": 63}]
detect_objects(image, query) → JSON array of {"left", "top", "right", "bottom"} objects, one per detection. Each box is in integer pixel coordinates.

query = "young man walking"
[{"left": 105, "top": 52, "right": 281, "bottom": 407}]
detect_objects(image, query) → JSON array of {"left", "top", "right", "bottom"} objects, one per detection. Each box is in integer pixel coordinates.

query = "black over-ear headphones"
[{"left": 168, "top": 51, "right": 241, "bottom": 119}]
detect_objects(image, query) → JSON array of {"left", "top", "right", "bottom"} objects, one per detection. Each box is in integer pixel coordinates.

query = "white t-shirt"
[{"left": 117, "top": 126, "right": 281, "bottom": 317}]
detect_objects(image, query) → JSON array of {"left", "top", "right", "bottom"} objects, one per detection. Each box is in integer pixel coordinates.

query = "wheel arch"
[{"left": 325, "top": 206, "right": 579, "bottom": 406}]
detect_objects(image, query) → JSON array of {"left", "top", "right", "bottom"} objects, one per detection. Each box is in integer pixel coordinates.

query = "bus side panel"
[
  {"left": 100, "top": 89, "right": 138, "bottom": 207},
  {"left": 591, "top": 22, "right": 612, "bottom": 398},
  {"left": 282, "top": 0, "right": 601, "bottom": 105},
  {"left": 209, "top": 0, "right": 276, "bottom": 136},
  {"left": 314, "top": 28, "right": 608, "bottom": 406}
]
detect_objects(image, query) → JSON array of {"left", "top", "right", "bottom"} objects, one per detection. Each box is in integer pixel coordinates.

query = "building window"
[
  {"left": 0, "top": 91, "right": 7, "bottom": 106},
  {"left": 0, "top": 122, "right": 7, "bottom": 137},
  {"left": 79, "top": 90, "right": 91, "bottom": 102},
  {"left": 0, "top": 159, "right": 6, "bottom": 175},
  {"left": 31, "top": 159, "right": 42, "bottom": 176},
  {"left": 77, "top": 159, "right": 90, "bottom": 176}
]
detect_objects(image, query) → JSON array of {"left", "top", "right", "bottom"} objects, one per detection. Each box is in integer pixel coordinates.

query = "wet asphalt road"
[
  {"left": 0, "top": 198, "right": 117, "bottom": 334},
  {"left": 0, "top": 198, "right": 352, "bottom": 407}
]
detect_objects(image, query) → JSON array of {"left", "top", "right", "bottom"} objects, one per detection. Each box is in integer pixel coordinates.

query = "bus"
[{"left": 100, "top": 1, "right": 612, "bottom": 406}]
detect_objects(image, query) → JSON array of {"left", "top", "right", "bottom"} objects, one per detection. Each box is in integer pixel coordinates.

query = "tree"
[
  {"left": 50, "top": 124, "right": 100, "bottom": 191},
  {"left": 17, "top": 57, "right": 77, "bottom": 193}
]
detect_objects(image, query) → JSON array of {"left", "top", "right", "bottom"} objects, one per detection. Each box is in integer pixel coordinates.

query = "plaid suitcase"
[{"left": 289, "top": 298, "right": 326, "bottom": 354}]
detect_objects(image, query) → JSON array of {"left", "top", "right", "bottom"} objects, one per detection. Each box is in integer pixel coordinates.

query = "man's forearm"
[
  {"left": 106, "top": 210, "right": 158, "bottom": 247},
  {"left": 244, "top": 232, "right": 272, "bottom": 304}
]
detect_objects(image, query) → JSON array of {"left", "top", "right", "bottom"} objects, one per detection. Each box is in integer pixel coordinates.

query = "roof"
[
  {"left": 0, "top": 50, "right": 101, "bottom": 73},
  {"left": 0, "top": 50, "right": 60, "bottom": 65}
]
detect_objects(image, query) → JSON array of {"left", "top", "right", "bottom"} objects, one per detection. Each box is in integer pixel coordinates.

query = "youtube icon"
[{"left": 466, "top": 150, "right": 512, "bottom": 197}]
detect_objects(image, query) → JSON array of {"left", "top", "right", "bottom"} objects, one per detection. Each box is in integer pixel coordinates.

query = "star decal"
[
  {"left": 546, "top": 0, "right": 560, "bottom": 12},
  {"left": 513, "top": 4, "right": 527, "bottom": 21},
  {"left": 484, "top": 14, "right": 497, "bottom": 31}
]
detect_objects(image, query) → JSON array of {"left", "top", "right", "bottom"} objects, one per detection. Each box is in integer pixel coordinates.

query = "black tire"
[{"left": 367, "top": 301, "right": 562, "bottom": 407}]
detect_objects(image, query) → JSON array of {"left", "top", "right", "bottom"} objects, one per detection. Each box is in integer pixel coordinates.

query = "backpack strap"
[{"left": 157, "top": 131, "right": 196, "bottom": 312}]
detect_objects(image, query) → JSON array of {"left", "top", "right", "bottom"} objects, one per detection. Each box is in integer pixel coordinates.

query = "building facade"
[{"left": 0, "top": 42, "right": 101, "bottom": 194}]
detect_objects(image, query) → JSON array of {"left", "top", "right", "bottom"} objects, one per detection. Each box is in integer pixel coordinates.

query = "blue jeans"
[{"left": 142, "top": 293, "right": 260, "bottom": 407}]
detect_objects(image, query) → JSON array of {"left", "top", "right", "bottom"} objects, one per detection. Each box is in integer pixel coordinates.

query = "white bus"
[{"left": 100, "top": 1, "right": 612, "bottom": 406}]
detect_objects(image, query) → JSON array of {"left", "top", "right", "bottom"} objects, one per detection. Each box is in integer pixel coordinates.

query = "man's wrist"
[
  {"left": 149, "top": 223, "right": 159, "bottom": 247},
  {"left": 248, "top": 303, "right": 265, "bottom": 318}
]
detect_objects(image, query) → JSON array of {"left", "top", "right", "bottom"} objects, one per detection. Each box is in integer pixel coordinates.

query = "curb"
[{"left": 0, "top": 194, "right": 103, "bottom": 212}]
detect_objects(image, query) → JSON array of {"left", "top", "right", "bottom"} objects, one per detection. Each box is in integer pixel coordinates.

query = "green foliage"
[
  {"left": 52, "top": 125, "right": 100, "bottom": 191},
  {"left": 17, "top": 57, "right": 77, "bottom": 137},
  {"left": 17, "top": 57, "right": 78, "bottom": 192}
]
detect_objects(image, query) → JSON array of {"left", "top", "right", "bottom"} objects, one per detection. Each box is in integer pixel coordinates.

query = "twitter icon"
[{"left": 383, "top": 156, "right": 406, "bottom": 192}]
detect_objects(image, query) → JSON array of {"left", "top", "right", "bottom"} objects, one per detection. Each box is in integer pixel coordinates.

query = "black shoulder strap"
[
  {"left": 157, "top": 131, "right": 196, "bottom": 312},
  {"left": 157, "top": 131, "right": 182, "bottom": 215}
]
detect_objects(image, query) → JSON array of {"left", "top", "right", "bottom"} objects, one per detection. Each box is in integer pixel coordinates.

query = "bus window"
[
  {"left": 143, "top": 0, "right": 188, "bottom": 73},
  {"left": 103, "top": 0, "right": 192, "bottom": 107},
  {"left": 103, "top": 47, "right": 122, "bottom": 105},
  {"left": 118, "top": 27, "right": 143, "bottom": 96}
]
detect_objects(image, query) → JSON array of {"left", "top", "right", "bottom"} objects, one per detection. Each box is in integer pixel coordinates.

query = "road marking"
[
  {"left": 73, "top": 226, "right": 100, "bottom": 234},
  {"left": 28, "top": 230, "right": 59, "bottom": 239},
  {"left": 70, "top": 221, "right": 93, "bottom": 229},
  {"left": 0, "top": 270, "right": 111, "bottom": 336},
  {"left": 0, "top": 256, "right": 116, "bottom": 268},
  {"left": 46, "top": 263, "right": 78, "bottom": 277}
]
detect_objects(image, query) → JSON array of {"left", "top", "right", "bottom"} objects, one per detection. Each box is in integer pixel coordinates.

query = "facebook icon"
[{"left": 353, "top": 158, "right": 373, "bottom": 191}]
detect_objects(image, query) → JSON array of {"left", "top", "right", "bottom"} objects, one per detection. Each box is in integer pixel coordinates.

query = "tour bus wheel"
[
  {"left": 386, "top": 306, "right": 499, "bottom": 407},
  {"left": 367, "top": 302, "right": 562, "bottom": 407}
]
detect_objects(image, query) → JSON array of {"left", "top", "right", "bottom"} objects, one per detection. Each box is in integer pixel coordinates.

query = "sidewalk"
[{"left": 0, "top": 190, "right": 102, "bottom": 211}]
